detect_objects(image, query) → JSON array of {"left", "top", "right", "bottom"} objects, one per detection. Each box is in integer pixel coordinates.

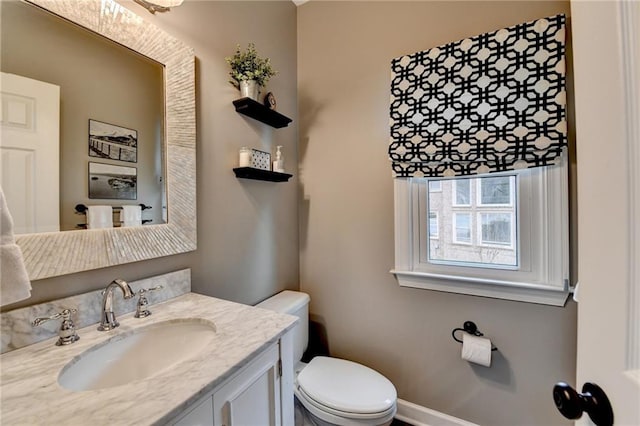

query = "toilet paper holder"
[{"left": 452, "top": 321, "right": 498, "bottom": 351}]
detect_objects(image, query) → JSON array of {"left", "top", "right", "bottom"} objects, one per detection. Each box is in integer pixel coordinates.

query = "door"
[
  {"left": 571, "top": 0, "right": 640, "bottom": 425},
  {"left": 0, "top": 72, "right": 60, "bottom": 233}
]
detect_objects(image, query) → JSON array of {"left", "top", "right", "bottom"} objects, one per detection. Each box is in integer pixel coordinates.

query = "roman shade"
[{"left": 389, "top": 14, "right": 567, "bottom": 177}]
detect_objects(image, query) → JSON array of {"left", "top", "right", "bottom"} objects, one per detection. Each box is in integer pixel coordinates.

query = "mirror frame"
[{"left": 15, "top": 0, "right": 196, "bottom": 280}]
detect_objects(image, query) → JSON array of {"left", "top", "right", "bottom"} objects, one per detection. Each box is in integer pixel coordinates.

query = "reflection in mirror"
[
  {"left": 1, "top": 1, "right": 166, "bottom": 233},
  {"left": 1, "top": 0, "right": 196, "bottom": 281}
]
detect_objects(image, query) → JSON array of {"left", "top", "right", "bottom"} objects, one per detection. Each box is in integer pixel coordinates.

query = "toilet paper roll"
[{"left": 461, "top": 333, "right": 492, "bottom": 367}]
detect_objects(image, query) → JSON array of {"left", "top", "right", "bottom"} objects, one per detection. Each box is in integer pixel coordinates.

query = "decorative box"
[{"left": 250, "top": 149, "right": 271, "bottom": 171}]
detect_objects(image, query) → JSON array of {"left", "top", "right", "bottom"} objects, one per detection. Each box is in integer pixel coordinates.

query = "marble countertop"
[{"left": 0, "top": 293, "right": 297, "bottom": 425}]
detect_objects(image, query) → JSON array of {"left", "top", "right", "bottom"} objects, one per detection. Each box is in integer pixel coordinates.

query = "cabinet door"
[
  {"left": 213, "top": 344, "right": 281, "bottom": 426},
  {"left": 173, "top": 397, "right": 214, "bottom": 426}
]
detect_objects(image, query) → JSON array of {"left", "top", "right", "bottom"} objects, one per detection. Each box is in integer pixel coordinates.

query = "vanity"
[{"left": 0, "top": 292, "right": 297, "bottom": 425}]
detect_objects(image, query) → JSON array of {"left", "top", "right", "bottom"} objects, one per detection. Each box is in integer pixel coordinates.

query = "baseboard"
[{"left": 395, "top": 399, "right": 479, "bottom": 426}]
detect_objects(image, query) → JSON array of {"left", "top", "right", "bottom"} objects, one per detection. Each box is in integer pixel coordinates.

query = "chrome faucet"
[{"left": 98, "top": 279, "right": 134, "bottom": 331}]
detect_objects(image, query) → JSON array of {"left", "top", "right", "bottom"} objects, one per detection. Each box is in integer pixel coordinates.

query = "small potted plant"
[{"left": 226, "top": 43, "right": 277, "bottom": 100}]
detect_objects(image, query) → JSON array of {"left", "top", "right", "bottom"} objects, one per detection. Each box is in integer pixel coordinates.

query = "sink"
[{"left": 58, "top": 319, "right": 217, "bottom": 391}]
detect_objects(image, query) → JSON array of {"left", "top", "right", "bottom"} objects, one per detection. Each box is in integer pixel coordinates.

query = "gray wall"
[
  {"left": 3, "top": 1, "right": 580, "bottom": 425},
  {"left": 149, "top": 0, "right": 300, "bottom": 305},
  {"left": 4, "top": 0, "right": 299, "bottom": 308},
  {"left": 1, "top": 1, "right": 165, "bottom": 229},
  {"left": 297, "top": 2, "right": 576, "bottom": 425}
]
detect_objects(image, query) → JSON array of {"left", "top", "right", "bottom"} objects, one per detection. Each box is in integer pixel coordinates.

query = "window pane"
[
  {"left": 481, "top": 213, "right": 511, "bottom": 245},
  {"left": 426, "top": 176, "right": 518, "bottom": 268},
  {"left": 454, "top": 213, "right": 471, "bottom": 243},
  {"left": 429, "top": 181, "right": 442, "bottom": 192},
  {"left": 454, "top": 179, "right": 471, "bottom": 205},
  {"left": 480, "top": 176, "right": 511, "bottom": 205}
]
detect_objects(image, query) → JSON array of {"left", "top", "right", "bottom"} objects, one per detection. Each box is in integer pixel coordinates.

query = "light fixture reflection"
[{"left": 133, "top": 0, "right": 184, "bottom": 14}]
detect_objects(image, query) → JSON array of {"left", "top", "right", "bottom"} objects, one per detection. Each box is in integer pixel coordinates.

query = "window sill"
[{"left": 391, "top": 270, "right": 570, "bottom": 306}]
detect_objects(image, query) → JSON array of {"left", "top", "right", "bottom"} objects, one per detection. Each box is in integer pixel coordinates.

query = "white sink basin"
[{"left": 58, "top": 319, "right": 217, "bottom": 391}]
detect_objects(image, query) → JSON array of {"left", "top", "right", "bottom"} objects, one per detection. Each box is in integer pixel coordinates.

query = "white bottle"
[{"left": 273, "top": 145, "right": 284, "bottom": 173}]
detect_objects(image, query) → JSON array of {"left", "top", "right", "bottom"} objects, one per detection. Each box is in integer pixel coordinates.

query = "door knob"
[{"left": 553, "top": 382, "right": 614, "bottom": 426}]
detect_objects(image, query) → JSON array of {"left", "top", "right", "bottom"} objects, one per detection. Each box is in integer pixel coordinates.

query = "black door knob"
[{"left": 553, "top": 382, "right": 614, "bottom": 426}]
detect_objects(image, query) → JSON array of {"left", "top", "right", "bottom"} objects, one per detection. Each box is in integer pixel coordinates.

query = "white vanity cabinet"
[
  {"left": 0, "top": 293, "right": 298, "bottom": 425},
  {"left": 212, "top": 343, "right": 281, "bottom": 426},
  {"left": 172, "top": 332, "right": 294, "bottom": 426}
]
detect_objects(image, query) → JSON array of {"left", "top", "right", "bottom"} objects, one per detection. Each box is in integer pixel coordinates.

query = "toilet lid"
[{"left": 296, "top": 357, "right": 397, "bottom": 414}]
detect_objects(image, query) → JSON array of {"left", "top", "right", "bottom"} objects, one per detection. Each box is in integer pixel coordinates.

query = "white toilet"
[{"left": 257, "top": 290, "right": 397, "bottom": 426}]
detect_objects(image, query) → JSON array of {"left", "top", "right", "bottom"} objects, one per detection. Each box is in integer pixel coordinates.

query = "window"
[
  {"left": 478, "top": 176, "right": 513, "bottom": 205},
  {"left": 392, "top": 164, "right": 570, "bottom": 306},
  {"left": 429, "top": 212, "right": 439, "bottom": 238},
  {"left": 453, "top": 213, "right": 471, "bottom": 244},
  {"left": 428, "top": 181, "right": 442, "bottom": 192},
  {"left": 427, "top": 177, "right": 518, "bottom": 268},
  {"left": 479, "top": 212, "right": 514, "bottom": 248},
  {"left": 453, "top": 179, "right": 471, "bottom": 206}
]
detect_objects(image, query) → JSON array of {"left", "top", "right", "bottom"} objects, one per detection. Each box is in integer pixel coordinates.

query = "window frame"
[
  {"left": 425, "top": 176, "right": 521, "bottom": 271},
  {"left": 392, "top": 163, "right": 570, "bottom": 306}
]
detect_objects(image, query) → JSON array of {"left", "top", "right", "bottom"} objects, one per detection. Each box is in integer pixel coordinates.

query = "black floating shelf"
[
  {"left": 233, "top": 97, "right": 292, "bottom": 129},
  {"left": 233, "top": 167, "right": 293, "bottom": 182}
]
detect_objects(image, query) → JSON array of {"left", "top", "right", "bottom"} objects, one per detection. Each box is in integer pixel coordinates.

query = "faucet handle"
[
  {"left": 138, "top": 285, "right": 163, "bottom": 295},
  {"left": 134, "top": 285, "right": 164, "bottom": 318},
  {"left": 32, "top": 308, "right": 80, "bottom": 346}
]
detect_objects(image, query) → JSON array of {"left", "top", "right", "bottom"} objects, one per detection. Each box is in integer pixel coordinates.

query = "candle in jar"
[{"left": 239, "top": 147, "right": 251, "bottom": 167}]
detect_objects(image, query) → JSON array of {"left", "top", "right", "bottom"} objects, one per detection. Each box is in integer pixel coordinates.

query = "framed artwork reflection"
[
  {"left": 88, "top": 119, "right": 137, "bottom": 163},
  {"left": 88, "top": 162, "right": 137, "bottom": 200}
]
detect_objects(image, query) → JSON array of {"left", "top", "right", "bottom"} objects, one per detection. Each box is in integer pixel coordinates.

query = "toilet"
[{"left": 256, "top": 291, "right": 397, "bottom": 426}]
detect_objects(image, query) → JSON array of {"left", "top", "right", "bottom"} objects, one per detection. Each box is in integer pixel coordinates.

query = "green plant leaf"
[{"left": 226, "top": 43, "right": 277, "bottom": 87}]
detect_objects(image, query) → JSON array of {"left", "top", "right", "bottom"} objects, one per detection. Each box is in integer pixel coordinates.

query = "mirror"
[
  {"left": 4, "top": 0, "right": 196, "bottom": 280},
  {"left": 1, "top": 0, "right": 166, "bottom": 232}
]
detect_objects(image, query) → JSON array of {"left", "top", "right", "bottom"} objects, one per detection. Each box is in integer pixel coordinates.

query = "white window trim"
[
  {"left": 476, "top": 176, "right": 515, "bottom": 207},
  {"left": 452, "top": 212, "right": 472, "bottom": 245},
  {"left": 477, "top": 211, "right": 515, "bottom": 249},
  {"left": 452, "top": 179, "right": 471, "bottom": 206},
  {"left": 392, "top": 163, "right": 570, "bottom": 306}
]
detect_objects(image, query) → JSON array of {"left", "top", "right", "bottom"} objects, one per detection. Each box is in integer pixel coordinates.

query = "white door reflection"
[{"left": 0, "top": 72, "right": 60, "bottom": 234}]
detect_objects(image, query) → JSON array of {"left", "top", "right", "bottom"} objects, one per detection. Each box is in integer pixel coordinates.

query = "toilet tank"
[{"left": 256, "top": 290, "right": 310, "bottom": 363}]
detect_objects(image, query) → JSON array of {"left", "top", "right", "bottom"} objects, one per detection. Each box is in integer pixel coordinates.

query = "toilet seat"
[
  {"left": 295, "top": 357, "right": 397, "bottom": 425},
  {"left": 296, "top": 386, "right": 396, "bottom": 420}
]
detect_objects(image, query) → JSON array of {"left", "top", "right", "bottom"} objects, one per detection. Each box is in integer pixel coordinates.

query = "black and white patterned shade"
[{"left": 389, "top": 14, "right": 567, "bottom": 177}]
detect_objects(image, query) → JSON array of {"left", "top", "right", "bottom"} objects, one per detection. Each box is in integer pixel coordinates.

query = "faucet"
[{"left": 98, "top": 279, "right": 135, "bottom": 331}]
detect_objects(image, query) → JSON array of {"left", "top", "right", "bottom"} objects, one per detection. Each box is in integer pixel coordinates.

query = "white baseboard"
[{"left": 395, "top": 399, "right": 479, "bottom": 426}]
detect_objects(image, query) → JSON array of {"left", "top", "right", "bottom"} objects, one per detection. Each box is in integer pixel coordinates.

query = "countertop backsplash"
[{"left": 0, "top": 269, "right": 191, "bottom": 353}]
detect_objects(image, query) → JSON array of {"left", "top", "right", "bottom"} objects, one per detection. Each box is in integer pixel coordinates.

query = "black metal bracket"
[
  {"left": 75, "top": 203, "right": 152, "bottom": 214},
  {"left": 452, "top": 321, "right": 498, "bottom": 351}
]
